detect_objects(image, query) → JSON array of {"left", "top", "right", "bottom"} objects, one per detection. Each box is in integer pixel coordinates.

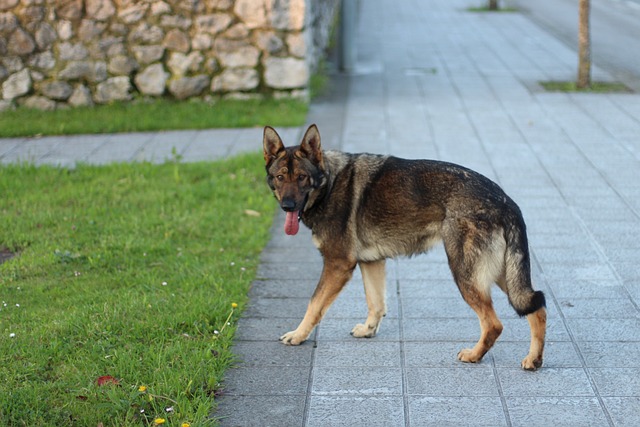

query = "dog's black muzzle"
[{"left": 281, "top": 198, "right": 297, "bottom": 212}]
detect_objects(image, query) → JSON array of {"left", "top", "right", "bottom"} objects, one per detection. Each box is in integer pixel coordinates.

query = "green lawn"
[
  {"left": 0, "top": 155, "right": 276, "bottom": 426},
  {"left": 0, "top": 98, "right": 308, "bottom": 138}
]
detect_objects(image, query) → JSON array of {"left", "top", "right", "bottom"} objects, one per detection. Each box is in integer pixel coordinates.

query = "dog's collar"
[{"left": 300, "top": 194, "right": 310, "bottom": 220}]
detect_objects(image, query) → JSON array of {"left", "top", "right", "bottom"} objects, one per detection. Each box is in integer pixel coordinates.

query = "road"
[{"left": 513, "top": 0, "right": 640, "bottom": 91}]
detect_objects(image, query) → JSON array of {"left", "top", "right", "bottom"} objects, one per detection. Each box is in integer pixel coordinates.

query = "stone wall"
[{"left": 0, "top": 0, "right": 340, "bottom": 110}]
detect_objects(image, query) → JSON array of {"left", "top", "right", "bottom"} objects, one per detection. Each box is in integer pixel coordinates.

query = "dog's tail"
[{"left": 503, "top": 214, "right": 546, "bottom": 317}]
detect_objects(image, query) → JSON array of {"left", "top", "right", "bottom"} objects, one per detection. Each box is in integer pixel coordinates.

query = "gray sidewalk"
[
  {"left": 0, "top": 126, "right": 302, "bottom": 167},
  {"left": 217, "top": 0, "right": 640, "bottom": 426},
  {"left": 1, "top": 0, "right": 639, "bottom": 425}
]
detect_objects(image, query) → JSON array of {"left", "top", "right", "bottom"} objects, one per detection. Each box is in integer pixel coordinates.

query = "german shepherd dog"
[{"left": 263, "top": 124, "right": 547, "bottom": 370}]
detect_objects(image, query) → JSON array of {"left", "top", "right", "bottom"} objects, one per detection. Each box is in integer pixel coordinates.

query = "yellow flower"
[
  {"left": 138, "top": 385, "right": 147, "bottom": 392},
  {"left": 154, "top": 418, "right": 166, "bottom": 425},
  {"left": 181, "top": 423, "right": 191, "bottom": 427},
  {"left": 231, "top": 302, "right": 238, "bottom": 308}
]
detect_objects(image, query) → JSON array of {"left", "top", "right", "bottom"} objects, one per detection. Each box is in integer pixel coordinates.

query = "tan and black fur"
[{"left": 263, "top": 124, "right": 547, "bottom": 370}]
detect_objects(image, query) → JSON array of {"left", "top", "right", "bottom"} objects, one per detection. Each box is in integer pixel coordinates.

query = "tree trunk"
[
  {"left": 577, "top": 0, "right": 591, "bottom": 88},
  {"left": 488, "top": 0, "right": 499, "bottom": 10}
]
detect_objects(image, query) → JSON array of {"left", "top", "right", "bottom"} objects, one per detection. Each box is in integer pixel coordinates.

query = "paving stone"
[
  {"left": 403, "top": 341, "right": 491, "bottom": 368},
  {"left": 497, "top": 368, "right": 595, "bottom": 397},
  {"left": 307, "top": 396, "right": 404, "bottom": 427},
  {"left": 408, "top": 396, "right": 507, "bottom": 427},
  {"left": 589, "top": 368, "right": 640, "bottom": 397},
  {"left": 231, "top": 341, "right": 313, "bottom": 367},
  {"left": 311, "top": 367, "right": 403, "bottom": 396},
  {"left": 506, "top": 397, "right": 609, "bottom": 427},
  {"left": 405, "top": 367, "right": 499, "bottom": 396},
  {"left": 314, "top": 341, "right": 401, "bottom": 367},
  {"left": 234, "top": 317, "right": 314, "bottom": 342},
  {"left": 566, "top": 318, "right": 640, "bottom": 341},
  {"left": 316, "top": 318, "right": 400, "bottom": 342},
  {"left": 221, "top": 366, "right": 310, "bottom": 396},
  {"left": 602, "top": 397, "right": 640, "bottom": 426},
  {"left": 579, "top": 341, "right": 640, "bottom": 368},
  {"left": 216, "top": 395, "right": 306, "bottom": 427},
  {"left": 243, "top": 297, "right": 309, "bottom": 318}
]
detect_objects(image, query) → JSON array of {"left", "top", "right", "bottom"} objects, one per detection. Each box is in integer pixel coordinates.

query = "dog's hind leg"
[
  {"left": 522, "top": 307, "right": 546, "bottom": 370},
  {"left": 280, "top": 257, "right": 356, "bottom": 345},
  {"left": 351, "top": 260, "right": 387, "bottom": 338},
  {"left": 456, "top": 285, "right": 503, "bottom": 363}
]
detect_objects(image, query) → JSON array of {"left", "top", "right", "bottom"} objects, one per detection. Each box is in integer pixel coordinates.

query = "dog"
[{"left": 262, "top": 124, "right": 547, "bottom": 370}]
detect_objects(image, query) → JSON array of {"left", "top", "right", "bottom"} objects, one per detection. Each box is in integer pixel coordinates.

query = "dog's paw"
[
  {"left": 350, "top": 323, "right": 376, "bottom": 338},
  {"left": 457, "top": 348, "right": 482, "bottom": 363},
  {"left": 521, "top": 355, "right": 543, "bottom": 371},
  {"left": 279, "top": 330, "right": 306, "bottom": 346}
]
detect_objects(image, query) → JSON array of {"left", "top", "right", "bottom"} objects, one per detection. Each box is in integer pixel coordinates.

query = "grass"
[
  {"left": 539, "top": 80, "right": 632, "bottom": 93},
  {"left": 0, "top": 97, "right": 308, "bottom": 138},
  {"left": 467, "top": 6, "right": 517, "bottom": 12},
  {"left": 0, "top": 154, "right": 276, "bottom": 426}
]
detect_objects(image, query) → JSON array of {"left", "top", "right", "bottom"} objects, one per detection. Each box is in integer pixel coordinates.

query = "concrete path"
[
  {"left": 217, "top": 0, "right": 640, "bottom": 426},
  {"left": 1, "top": 0, "right": 640, "bottom": 425}
]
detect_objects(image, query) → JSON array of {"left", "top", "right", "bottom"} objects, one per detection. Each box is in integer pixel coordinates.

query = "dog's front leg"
[
  {"left": 351, "top": 260, "right": 387, "bottom": 338},
  {"left": 280, "top": 257, "right": 356, "bottom": 345}
]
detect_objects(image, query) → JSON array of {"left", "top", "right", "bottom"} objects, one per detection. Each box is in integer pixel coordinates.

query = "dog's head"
[{"left": 263, "top": 124, "right": 326, "bottom": 235}]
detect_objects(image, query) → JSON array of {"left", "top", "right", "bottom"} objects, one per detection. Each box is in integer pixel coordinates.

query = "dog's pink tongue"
[{"left": 284, "top": 211, "right": 300, "bottom": 235}]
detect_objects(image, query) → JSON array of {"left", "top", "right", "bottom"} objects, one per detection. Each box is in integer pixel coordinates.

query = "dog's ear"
[
  {"left": 263, "top": 126, "right": 284, "bottom": 165},
  {"left": 299, "top": 124, "right": 324, "bottom": 169}
]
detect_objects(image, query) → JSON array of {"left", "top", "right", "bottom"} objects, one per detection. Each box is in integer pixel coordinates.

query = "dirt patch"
[{"left": 0, "top": 248, "right": 16, "bottom": 264}]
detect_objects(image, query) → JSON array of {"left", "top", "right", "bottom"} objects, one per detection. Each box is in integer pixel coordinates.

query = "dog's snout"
[{"left": 281, "top": 198, "right": 297, "bottom": 212}]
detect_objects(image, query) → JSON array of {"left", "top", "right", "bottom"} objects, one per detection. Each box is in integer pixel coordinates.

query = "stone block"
[
  {"left": 134, "top": 63, "right": 167, "bottom": 96},
  {"left": 0, "top": 12, "right": 17, "bottom": 34},
  {"left": 131, "top": 45, "right": 164, "bottom": 64},
  {"left": 195, "top": 13, "right": 232, "bottom": 35},
  {"left": 163, "top": 28, "right": 189, "bottom": 52},
  {"left": 2, "top": 68, "right": 31, "bottom": 100},
  {"left": 159, "top": 15, "right": 191, "bottom": 29},
  {"left": 35, "top": 22, "right": 56, "bottom": 49},
  {"left": 27, "top": 51, "right": 55, "bottom": 70},
  {"left": 56, "top": 20, "right": 72, "bottom": 40},
  {"left": 0, "top": 0, "right": 18, "bottom": 11},
  {"left": 58, "top": 41, "right": 88, "bottom": 60},
  {"left": 128, "top": 23, "right": 164, "bottom": 44},
  {"left": 118, "top": 3, "right": 148, "bottom": 24},
  {"left": 94, "top": 76, "right": 132, "bottom": 103},
  {"left": 56, "top": 0, "right": 83, "bottom": 21},
  {"left": 263, "top": 56, "right": 308, "bottom": 89},
  {"left": 8, "top": 27, "right": 35, "bottom": 55},
  {"left": 214, "top": 38, "right": 259, "bottom": 67},
  {"left": 167, "top": 74, "right": 209, "bottom": 99},
  {"left": 22, "top": 95, "right": 56, "bottom": 110},
  {"left": 78, "top": 19, "right": 107, "bottom": 41},
  {"left": 41, "top": 80, "right": 72, "bottom": 100},
  {"left": 108, "top": 55, "right": 138, "bottom": 75},
  {"left": 150, "top": 2, "right": 171, "bottom": 16},
  {"left": 271, "top": 0, "right": 305, "bottom": 30},
  {"left": 167, "top": 51, "right": 203, "bottom": 75},
  {"left": 68, "top": 83, "right": 93, "bottom": 106},
  {"left": 234, "top": 0, "right": 267, "bottom": 29},
  {"left": 85, "top": 0, "right": 115, "bottom": 21},
  {"left": 58, "top": 60, "right": 107, "bottom": 82},
  {"left": 211, "top": 67, "right": 258, "bottom": 92},
  {"left": 286, "top": 32, "right": 306, "bottom": 58}
]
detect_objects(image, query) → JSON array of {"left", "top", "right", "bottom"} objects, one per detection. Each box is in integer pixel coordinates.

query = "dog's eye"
[
  {"left": 276, "top": 175, "right": 284, "bottom": 181},
  {"left": 298, "top": 174, "right": 307, "bottom": 182}
]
